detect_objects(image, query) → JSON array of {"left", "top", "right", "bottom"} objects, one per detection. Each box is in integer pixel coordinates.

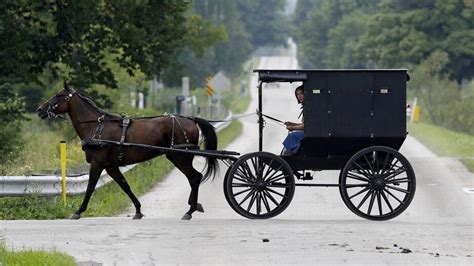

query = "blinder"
[{"left": 46, "top": 88, "right": 76, "bottom": 118}]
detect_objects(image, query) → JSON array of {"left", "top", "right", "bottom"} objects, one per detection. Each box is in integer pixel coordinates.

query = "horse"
[{"left": 36, "top": 82, "right": 218, "bottom": 220}]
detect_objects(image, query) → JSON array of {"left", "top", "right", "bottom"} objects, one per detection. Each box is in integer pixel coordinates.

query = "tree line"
[{"left": 293, "top": 0, "right": 474, "bottom": 134}]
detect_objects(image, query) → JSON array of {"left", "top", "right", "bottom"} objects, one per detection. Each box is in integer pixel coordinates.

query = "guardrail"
[{"left": 0, "top": 112, "right": 232, "bottom": 197}]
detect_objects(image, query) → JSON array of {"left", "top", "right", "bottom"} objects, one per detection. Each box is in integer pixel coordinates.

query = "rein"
[{"left": 206, "top": 111, "right": 287, "bottom": 127}]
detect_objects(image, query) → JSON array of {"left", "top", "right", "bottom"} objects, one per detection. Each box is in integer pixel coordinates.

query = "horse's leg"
[
  {"left": 71, "top": 163, "right": 103, "bottom": 219},
  {"left": 167, "top": 154, "right": 203, "bottom": 220},
  {"left": 105, "top": 166, "right": 144, "bottom": 219}
]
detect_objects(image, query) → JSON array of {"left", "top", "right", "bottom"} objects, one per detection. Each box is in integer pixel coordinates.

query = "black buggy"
[{"left": 222, "top": 69, "right": 416, "bottom": 221}]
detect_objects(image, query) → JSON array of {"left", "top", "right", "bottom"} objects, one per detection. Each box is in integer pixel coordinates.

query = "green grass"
[
  {"left": 408, "top": 121, "right": 474, "bottom": 172},
  {"left": 0, "top": 115, "right": 87, "bottom": 176},
  {"left": 0, "top": 245, "right": 76, "bottom": 265}
]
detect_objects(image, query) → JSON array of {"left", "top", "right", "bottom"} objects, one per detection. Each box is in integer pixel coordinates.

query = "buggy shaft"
[{"left": 94, "top": 139, "right": 240, "bottom": 161}]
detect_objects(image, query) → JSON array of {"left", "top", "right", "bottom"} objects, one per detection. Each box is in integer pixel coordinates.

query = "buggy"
[{"left": 222, "top": 69, "right": 416, "bottom": 220}]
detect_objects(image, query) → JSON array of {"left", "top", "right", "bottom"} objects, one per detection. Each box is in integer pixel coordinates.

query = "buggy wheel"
[
  {"left": 339, "top": 146, "right": 416, "bottom": 221},
  {"left": 224, "top": 152, "right": 295, "bottom": 219}
]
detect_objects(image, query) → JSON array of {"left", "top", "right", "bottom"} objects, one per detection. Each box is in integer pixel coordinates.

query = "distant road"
[{"left": 2, "top": 56, "right": 472, "bottom": 265}]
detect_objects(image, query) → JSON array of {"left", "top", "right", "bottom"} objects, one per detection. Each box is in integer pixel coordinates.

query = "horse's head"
[{"left": 36, "top": 81, "right": 76, "bottom": 119}]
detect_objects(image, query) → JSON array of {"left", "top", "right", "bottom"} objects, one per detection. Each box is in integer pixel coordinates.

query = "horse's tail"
[{"left": 194, "top": 117, "right": 219, "bottom": 182}]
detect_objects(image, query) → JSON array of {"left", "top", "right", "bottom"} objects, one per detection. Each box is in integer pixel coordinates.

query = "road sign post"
[
  {"left": 60, "top": 141, "right": 67, "bottom": 206},
  {"left": 206, "top": 76, "right": 214, "bottom": 118}
]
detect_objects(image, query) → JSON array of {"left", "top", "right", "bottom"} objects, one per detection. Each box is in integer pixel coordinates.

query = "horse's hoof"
[
  {"left": 181, "top": 214, "right": 192, "bottom": 220},
  {"left": 133, "top": 213, "right": 144, "bottom": 220},
  {"left": 70, "top": 213, "right": 81, "bottom": 220},
  {"left": 196, "top": 203, "right": 204, "bottom": 213}
]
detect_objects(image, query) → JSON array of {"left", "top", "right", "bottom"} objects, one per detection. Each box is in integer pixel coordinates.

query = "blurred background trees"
[{"left": 293, "top": 0, "right": 474, "bottom": 134}]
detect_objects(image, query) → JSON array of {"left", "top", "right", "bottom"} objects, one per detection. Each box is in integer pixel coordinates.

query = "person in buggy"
[{"left": 282, "top": 85, "right": 304, "bottom": 155}]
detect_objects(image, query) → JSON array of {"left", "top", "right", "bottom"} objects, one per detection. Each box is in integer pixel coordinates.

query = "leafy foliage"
[
  {"left": 296, "top": 0, "right": 474, "bottom": 81},
  {"left": 410, "top": 51, "right": 474, "bottom": 134},
  {"left": 0, "top": 84, "right": 27, "bottom": 164},
  {"left": 237, "top": 0, "right": 290, "bottom": 48},
  {"left": 0, "top": 1, "right": 194, "bottom": 88}
]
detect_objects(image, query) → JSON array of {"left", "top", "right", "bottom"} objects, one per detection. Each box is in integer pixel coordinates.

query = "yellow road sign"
[{"left": 205, "top": 76, "right": 214, "bottom": 96}]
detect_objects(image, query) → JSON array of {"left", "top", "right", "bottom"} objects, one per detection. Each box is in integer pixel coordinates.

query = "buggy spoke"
[
  {"left": 386, "top": 185, "right": 410, "bottom": 194},
  {"left": 232, "top": 175, "right": 252, "bottom": 184},
  {"left": 384, "top": 167, "right": 407, "bottom": 180},
  {"left": 380, "top": 152, "right": 390, "bottom": 174},
  {"left": 265, "top": 187, "right": 287, "bottom": 198},
  {"left": 347, "top": 173, "right": 370, "bottom": 182},
  {"left": 374, "top": 151, "right": 379, "bottom": 173},
  {"left": 345, "top": 184, "right": 369, "bottom": 188},
  {"left": 380, "top": 190, "right": 393, "bottom": 212},
  {"left": 233, "top": 187, "right": 253, "bottom": 197},
  {"left": 256, "top": 193, "right": 262, "bottom": 215},
  {"left": 246, "top": 191, "right": 258, "bottom": 212},
  {"left": 367, "top": 190, "right": 376, "bottom": 215},
  {"left": 262, "top": 159, "right": 275, "bottom": 180},
  {"left": 266, "top": 173, "right": 286, "bottom": 183},
  {"left": 263, "top": 190, "right": 280, "bottom": 206},
  {"left": 263, "top": 164, "right": 284, "bottom": 182},
  {"left": 356, "top": 190, "right": 373, "bottom": 209},
  {"left": 238, "top": 189, "right": 256, "bottom": 205},
  {"left": 349, "top": 187, "right": 370, "bottom": 199},
  {"left": 231, "top": 183, "right": 251, "bottom": 188},
  {"left": 235, "top": 167, "right": 253, "bottom": 182},
  {"left": 383, "top": 188, "right": 403, "bottom": 204},
  {"left": 348, "top": 170, "right": 370, "bottom": 180},
  {"left": 363, "top": 155, "right": 376, "bottom": 175},
  {"left": 260, "top": 192, "right": 271, "bottom": 213},
  {"left": 243, "top": 162, "right": 256, "bottom": 181},
  {"left": 267, "top": 182, "right": 291, "bottom": 188},
  {"left": 353, "top": 161, "right": 372, "bottom": 177},
  {"left": 382, "top": 158, "right": 400, "bottom": 175},
  {"left": 386, "top": 177, "right": 410, "bottom": 184},
  {"left": 377, "top": 191, "right": 383, "bottom": 216}
]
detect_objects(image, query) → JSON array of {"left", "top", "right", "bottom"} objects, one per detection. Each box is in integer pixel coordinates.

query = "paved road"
[{"left": 2, "top": 56, "right": 473, "bottom": 265}]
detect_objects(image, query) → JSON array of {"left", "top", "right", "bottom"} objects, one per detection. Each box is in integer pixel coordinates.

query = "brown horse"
[{"left": 36, "top": 83, "right": 218, "bottom": 220}]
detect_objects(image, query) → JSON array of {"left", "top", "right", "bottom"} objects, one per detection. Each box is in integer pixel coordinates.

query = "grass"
[
  {"left": 0, "top": 115, "right": 87, "bottom": 176},
  {"left": 0, "top": 245, "right": 76, "bottom": 265},
  {"left": 408, "top": 121, "right": 474, "bottom": 172}
]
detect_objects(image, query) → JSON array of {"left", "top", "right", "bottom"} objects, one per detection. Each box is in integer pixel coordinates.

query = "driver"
[{"left": 282, "top": 85, "right": 304, "bottom": 155}]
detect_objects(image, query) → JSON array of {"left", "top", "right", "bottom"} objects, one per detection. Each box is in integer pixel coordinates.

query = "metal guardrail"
[
  {"left": 0, "top": 112, "right": 232, "bottom": 197},
  {"left": 0, "top": 165, "right": 136, "bottom": 197}
]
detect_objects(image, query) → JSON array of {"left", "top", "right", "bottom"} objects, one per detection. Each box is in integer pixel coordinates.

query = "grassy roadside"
[
  {"left": 0, "top": 246, "right": 76, "bottom": 266},
  {"left": 408, "top": 121, "right": 474, "bottom": 172}
]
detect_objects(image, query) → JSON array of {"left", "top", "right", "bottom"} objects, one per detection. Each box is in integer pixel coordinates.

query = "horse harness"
[{"left": 82, "top": 114, "right": 195, "bottom": 162}]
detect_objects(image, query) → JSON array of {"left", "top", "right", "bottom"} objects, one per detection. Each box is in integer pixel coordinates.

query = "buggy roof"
[{"left": 253, "top": 69, "right": 409, "bottom": 83}]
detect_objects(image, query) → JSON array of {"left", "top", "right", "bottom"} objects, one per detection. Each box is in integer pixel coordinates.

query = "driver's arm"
[{"left": 286, "top": 122, "right": 304, "bottom": 131}]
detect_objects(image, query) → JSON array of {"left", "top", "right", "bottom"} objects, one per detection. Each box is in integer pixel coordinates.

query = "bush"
[
  {"left": 0, "top": 83, "right": 27, "bottom": 165},
  {"left": 410, "top": 51, "right": 474, "bottom": 135}
]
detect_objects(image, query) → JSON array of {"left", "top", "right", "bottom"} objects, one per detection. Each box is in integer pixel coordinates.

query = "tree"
[
  {"left": 236, "top": 0, "right": 290, "bottom": 48},
  {"left": 359, "top": 0, "right": 474, "bottom": 81},
  {"left": 0, "top": 1, "right": 193, "bottom": 89},
  {"left": 163, "top": 0, "right": 251, "bottom": 87}
]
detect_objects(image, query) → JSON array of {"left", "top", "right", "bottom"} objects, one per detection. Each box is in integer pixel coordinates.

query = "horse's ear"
[{"left": 64, "top": 80, "right": 69, "bottom": 91}]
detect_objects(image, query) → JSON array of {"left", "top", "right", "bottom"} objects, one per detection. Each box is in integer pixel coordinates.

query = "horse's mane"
[
  {"left": 75, "top": 91, "right": 168, "bottom": 120},
  {"left": 76, "top": 92, "right": 120, "bottom": 119}
]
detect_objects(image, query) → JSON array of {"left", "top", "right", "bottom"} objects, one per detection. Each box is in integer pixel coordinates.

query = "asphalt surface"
[{"left": 2, "top": 56, "right": 473, "bottom": 265}]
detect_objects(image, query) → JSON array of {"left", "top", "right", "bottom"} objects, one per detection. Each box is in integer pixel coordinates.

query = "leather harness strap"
[
  {"left": 169, "top": 115, "right": 190, "bottom": 148},
  {"left": 118, "top": 116, "right": 131, "bottom": 162}
]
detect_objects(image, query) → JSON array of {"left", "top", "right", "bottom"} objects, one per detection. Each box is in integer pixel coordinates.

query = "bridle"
[{"left": 45, "top": 88, "right": 76, "bottom": 118}]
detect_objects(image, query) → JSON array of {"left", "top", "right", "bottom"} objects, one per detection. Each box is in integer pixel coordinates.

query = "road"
[{"left": 2, "top": 56, "right": 473, "bottom": 265}]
